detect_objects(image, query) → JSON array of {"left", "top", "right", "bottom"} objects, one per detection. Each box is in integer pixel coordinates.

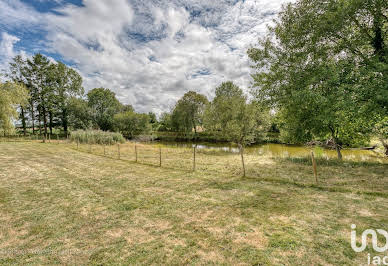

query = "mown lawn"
[{"left": 0, "top": 142, "right": 387, "bottom": 265}]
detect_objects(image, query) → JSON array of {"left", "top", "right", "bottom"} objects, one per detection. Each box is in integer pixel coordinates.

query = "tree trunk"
[
  {"left": 239, "top": 144, "right": 246, "bottom": 177},
  {"left": 49, "top": 111, "right": 53, "bottom": 135},
  {"left": 380, "top": 138, "right": 388, "bottom": 156},
  {"left": 42, "top": 106, "right": 48, "bottom": 135},
  {"left": 329, "top": 126, "right": 342, "bottom": 160},
  {"left": 38, "top": 109, "right": 42, "bottom": 135},
  {"left": 62, "top": 108, "right": 68, "bottom": 135},
  {"left": 335, "top": 144, "right": 343, "bottom": 160},
  {"left": 20, "top": 107, "right": 26, "bottom": 136},
  {"left": 31, "top": 104, "right": 35, "bottom": 134}
]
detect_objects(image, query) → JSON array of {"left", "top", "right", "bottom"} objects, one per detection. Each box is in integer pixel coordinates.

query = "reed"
[{"left": 70, "top": 130, "right": 125, "bottom": 145}]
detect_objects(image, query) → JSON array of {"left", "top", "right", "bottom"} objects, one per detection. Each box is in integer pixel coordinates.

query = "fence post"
[
  {"left": 239, "top": 144, "right": 246, "bottom": 177},
  {"left": 135, "top": 143, "right": 138, "bottom": 162},
  {"left": 48, "top": 134, "right": 51, "bottom": 143},
  {"left": 193, "top": 144, "right": 196, "bottom": 171},
  {"left": 118, "top": 144, "right": 120, "bottom": 159},
  {"left": 311, "top": 151, "right": 318, "bottom": 183},
  {"left": 159, "top": 147, "right": 162, "bottom": 167}
]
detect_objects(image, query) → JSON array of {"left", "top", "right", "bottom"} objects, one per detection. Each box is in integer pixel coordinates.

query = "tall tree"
[
  {"left": 8, "top": 55, "right": 28, "bottom": 135},
  {"left": 204, "top": 82, "right": 268, "bottom": 176},
  {"left": 87, "top": 88, "right": 122, "bottom": 131},
  {"left": 248, "top": 0, "right": 388, "bottom": 159},
  {"left": 0, "top": 82, "right": 29, "bottom": 136},
  {"left": 25, "top": 54, "right": 51, "bottom": 136},
  {"left": 171, "top": 91, "right": 208, "bottom": 134},
  {"left": 49, "top": 62, "right": 83, "bottom": 134},
  {"left": 67, "top": 97, "right": 94, "bottom": 130}
]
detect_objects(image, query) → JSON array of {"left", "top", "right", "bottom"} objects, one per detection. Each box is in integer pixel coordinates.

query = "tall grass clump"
[{"left": 70, "top": 130, "right": 125, "bottom": 145}]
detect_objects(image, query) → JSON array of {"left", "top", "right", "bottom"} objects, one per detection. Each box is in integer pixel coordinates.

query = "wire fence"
[{"left": 2, "top": 136, "right": 387, "bottom": 192}]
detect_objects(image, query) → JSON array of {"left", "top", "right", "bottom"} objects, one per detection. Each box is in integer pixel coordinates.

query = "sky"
[{"left": 0, "top": 0, "right": 293, "bottom": 114}]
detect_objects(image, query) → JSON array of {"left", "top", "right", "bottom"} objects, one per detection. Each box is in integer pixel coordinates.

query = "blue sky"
[{"left": 0, "top": 0, "right": 293, "bottom": 114}]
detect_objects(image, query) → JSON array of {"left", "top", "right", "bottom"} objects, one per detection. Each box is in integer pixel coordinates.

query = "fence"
[
  {"left": 6, "top": 135, "right": 369, "bottom": 186},
  {"left": 60, "top": 140, "right": 327, "bottom": 185}
]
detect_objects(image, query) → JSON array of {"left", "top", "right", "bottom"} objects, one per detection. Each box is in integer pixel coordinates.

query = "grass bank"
[{"left": 0, "top": 141, "right": 387, "bottom": 264}]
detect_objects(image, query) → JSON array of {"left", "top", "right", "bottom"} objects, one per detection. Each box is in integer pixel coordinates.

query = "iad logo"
[
  {"left": 351, "top": 224, "right": 388, "bottom": 265},
  {"left": 351, "top": 224, "right": 388, "bottom": 253}
]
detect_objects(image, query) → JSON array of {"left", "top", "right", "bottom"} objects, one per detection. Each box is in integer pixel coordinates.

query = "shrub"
[{"left": 70, "top": 130, "right": 125, "bottom": 145}]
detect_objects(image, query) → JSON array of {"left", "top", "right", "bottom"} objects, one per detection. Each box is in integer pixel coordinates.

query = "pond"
[{"left": 158, "top": 142, "right": 387, "bottom": 163}]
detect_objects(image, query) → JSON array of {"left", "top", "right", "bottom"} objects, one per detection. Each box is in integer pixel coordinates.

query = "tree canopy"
[
  {"left": 171, "top": 91, "right": 208, "bottom": 134},
  {"left": 0, "top": 82, "right": 29, "bottom": 135},
  {"left": 248, "top": 0, "right": 388, "bottom": 158},
  {"left": 87, "top": 88, "right": 122, "bottom": 131}
]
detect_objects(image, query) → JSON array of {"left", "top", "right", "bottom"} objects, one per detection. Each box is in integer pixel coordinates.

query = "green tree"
[
  {"left": 248, "top": 0, "right": 388, "bottom": 159},
  {"left": 158, "top": 112, "right": 172, "bottom": 131},
  {"left": 374, "top": 116, "right": 388, "bottom": 155},
  {"left": 87, "top": 88, "right": 122, "bottom": 131},
  {"left": 48, "top": 62, "right": 83, "bottom": 134},
  {"left": 204, "top": 82, "right": 268, "bottom": 176},
  {"left": 171, "top": 91, "right": 208, "bottom": 134},
  {"left": 67, "top": 97, "right": 94, "bottom": 130},
  {"left": 121, "top": 104, "right": 134, "bottom": 112},
  {"left": 0, "top": 82, "right": 29, "bottom": 136},
  {"left": 8, "top": 55, "right": 29, "bottom": 135},
  {"left": 113, "top": 111, "right": 151, "bottom": 139},
  {"left": 24, "top": 53, "right": 52, "bottom": 136}
]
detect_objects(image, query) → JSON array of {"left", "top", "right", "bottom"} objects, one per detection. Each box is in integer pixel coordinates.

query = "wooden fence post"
[
  {"left": 135, "top": 143, "right": 138, "bottom": 162},
  {"left": 193, "top": 144, "right": 196, "bottom": 171},
  {"left": 239, "top": 144, "right": 246, "bottom": 177},
  {"left": 159, "top": 147, "right": 162, "bottom": 167},
  {"left": 118, "top": 144, "right": 120, "bottom": 159},
  {"left": 311, "top": 151, "right": 318, "bottom": 183}
]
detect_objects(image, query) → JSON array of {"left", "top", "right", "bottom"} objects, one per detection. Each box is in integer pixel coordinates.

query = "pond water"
[{"left": 158, "top": 142, "right": 387, "bottom": 163}]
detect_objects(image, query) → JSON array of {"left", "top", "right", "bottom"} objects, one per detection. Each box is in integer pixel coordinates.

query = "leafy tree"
[
  {"left": 25, "top": 53, "right": 51, "bottom": 136},
  {"left": 8, "top": 55, "right": 29, "bottom": 135},
  {"left": 87, "top": 88, "right": 122, "bottom": 131},
  {"left": 374, "top": 116, "right": 388, "bottom": 155},
  {"left": 0, "top": 82, "right": 29, "bottom": 136},
  {"left": 248, "top": 0, "right": 388, "bottom": 159},
  {"left": 113, "top": 111, "right": 151, "bottom": 139},
  {"left": 171, "top": 91, "right": 208, "bottom": 134},
  {"left": 204, "top": 82, "right": 268, "bottom": 176},
  {"left": 158, "top": 112, "right": 172, "bottom": 131},
  {"left": 67, "top": 97, "right": 94, "bottom": 130},
  {"left": 48, "top": 62, "right": 83, "bottom": 134},
  {"left": 121, "top": 104, "right": 134, "bottom": 112}
]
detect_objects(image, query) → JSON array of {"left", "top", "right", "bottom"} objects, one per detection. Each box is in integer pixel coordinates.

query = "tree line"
[
  {"left": 1, "top": 0, "right": 387, "bottom": 158},
  {"left": 0, "top": 54, "right": 154, "bottom": 139}
]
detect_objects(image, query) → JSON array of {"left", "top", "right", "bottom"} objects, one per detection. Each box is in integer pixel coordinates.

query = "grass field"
[{"left": 0, "top": 141, "right": 387, "bottom": 265}]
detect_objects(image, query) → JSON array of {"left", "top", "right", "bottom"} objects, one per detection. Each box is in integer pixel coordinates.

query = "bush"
[{"left": 70, "top": 130, "right": 125, "bottom": 145}]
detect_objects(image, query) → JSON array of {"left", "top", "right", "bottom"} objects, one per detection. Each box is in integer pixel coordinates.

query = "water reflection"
[{"left": 158, "top": 142, "right": 386, "bottom": 163}]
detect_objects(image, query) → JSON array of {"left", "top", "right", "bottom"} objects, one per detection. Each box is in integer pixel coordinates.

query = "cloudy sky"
[{"left": 0, "top": 0, "right": 292, "bottom": 114}]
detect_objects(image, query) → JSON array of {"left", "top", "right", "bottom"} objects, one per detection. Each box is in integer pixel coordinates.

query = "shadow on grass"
[{"left": 281, "top": 157, "right": 387, "bottom": 167}]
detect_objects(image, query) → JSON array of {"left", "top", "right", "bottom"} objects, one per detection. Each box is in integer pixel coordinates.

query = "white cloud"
[
  {"left": 0, "top": 0, "right": 294, "bottom": 114},
  {"left": 0, "top": 32, "right": 20, "bottom": 73}
]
